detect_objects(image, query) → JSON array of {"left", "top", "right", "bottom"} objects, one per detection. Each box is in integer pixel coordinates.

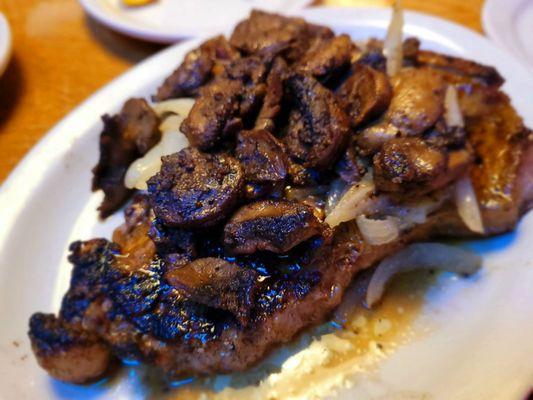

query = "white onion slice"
[
  {"left": 366, "top": 243, "right": 482, "bottom": 307},
  {"left": 444, "top": 85, "right": 464, "bottom": 128},
  {"left": 356, "top": 215, "right": 400, "bottom": 245},
  {"left": 384, "top": 0, "right": 404, "bottom": 77},
  {"left": 325, "top": 179, "right": 347, "bottom": 215},
  {"left": 159, "top": 113, "right": 184, "bottom": 133},
  {"left": 454, "top": 176, "right": 485, "bottom": 234},
  {"left": 124, "top": 115, "right": 189, "bottom": 190},
  {"left": 152, "top": 98, "right": 195, "bottom": 117},
  {"left": 324, "top": 172, "right": 375, "bottom": 228}
]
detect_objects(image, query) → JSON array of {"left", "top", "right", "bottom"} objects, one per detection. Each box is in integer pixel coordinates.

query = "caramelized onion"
[
  {"left": 444, "top": 85, "right": 464, "bottom": 128},
  {"left": 384, "top": 0, "right": 404, "bottom": 77},
  {"left": 324, "top": 172, "right": 375, "bottom": 228},
  {"left": 366, "top": 243, "right": 482, "bottom": 307},
  {"left": 454, "top": 176, "right": 485, "bottom": 234},
  {"left": 356, "top": 215, "right": 400, "bottom": 245},
  {"left": 125, "top": 115, "right": 189, "bottom": 190},
  {"left": 152, "top": 98, "right": 195, "bottom": 117}
]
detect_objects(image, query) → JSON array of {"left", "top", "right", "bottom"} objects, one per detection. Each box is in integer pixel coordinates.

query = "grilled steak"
[
  {"left": 154, "top": 36, "right": 240, "bottom": 101},
  {"left": 33, "top": 10, "right": 532, "bottom": 386}
]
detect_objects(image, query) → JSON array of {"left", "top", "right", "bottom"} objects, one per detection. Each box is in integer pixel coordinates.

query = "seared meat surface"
[
  {"left": 29, "top": 313, "right": 113, "bottom": 384},
  {"left": 296, "top": 34, "right": 356, "bottom": 80},
  {"left": 286, "top": 73, "right": 351, "bottom": 169},
  {"left": 373, "top": 138, "right": 451, "bottom": 195},
  {"left": 147, "top": 147, "right": 244, "bottom": 228},
  {"left": 229, "top": 10, "right": 334, "bottom": 62},
  {"left": 154, "top": 36, "right": 240, "bottom": 101},
  {"left": 180, "top": 79, "right": 245, "bottom": 150},
  {"left": 224, "top": 200, "right": 325, "bottom": 254},
  {"left": 358, "top": 68, "right": 446, "bottom": 154},
  {"left": 165, "top": 257, "right": 259, "bottom": 325},
  {"left": 236, "top": 129, "right": 289, "bottom": 184},
  {"left": 35, "top": 10, "right": 532, "bottom": 386},
  {"left": 337, "top": 63, "right": 392, "bottom": 128},
  {"left": 92, "top": 98, "right": 160, "bottom": 218},
  {"left": 255, "top": 57, "right": 288, "bottom": 132}
]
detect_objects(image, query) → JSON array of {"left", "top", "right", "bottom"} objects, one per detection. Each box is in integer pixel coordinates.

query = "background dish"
[
  {"left": 78, "top": 0, "right": 314, "bottom": 43},
  {"left": 483, "top": 0, "right": 533, "bottom": 71},
  {"left": 0, "top": 7, "right": 532, "bottom": 400},
  {"left": 0, "top": 12, "right": 12, "bottom": 77}
]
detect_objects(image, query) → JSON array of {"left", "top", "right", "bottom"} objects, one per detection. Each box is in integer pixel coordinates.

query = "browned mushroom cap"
[
  {"left": 373, "top": 137, "right": 453, "bottom": 196},
  {"left": 255, "top": 57, "right": 288, "bottom": 132},
  {"left": 120, "top": 98, "right": 161, "bottom": 154},
  {"left": 387, "top": 68, "right": 446, "bottom": 135},
  {"left": 286, "top": 73, "right": 351, "bottom": 169},
  {"left": 154, "top": 35, "right": 240, "bottom": 101},
  {"left": 147, "top": 147, "right": 244, "bottom": 228},
  {"left": 224, "top": 199, "right": 324, "bottom": 254},
  {"left": 296, "top": 34, "right": 355, "bottom": 79},
  {"left": 336, "top": 63, "right": 392, "bottom": 128},
  {"left": 229, "top": 10, "right": 334, "bottom": 62},
  {"left": 358, "top": 68, "right": 446, "bottom": 154},
  {"left": 180, "top": 79, "right": 244, "bottom": 150},
  {"left": 165, "top": 258, "right": 259, "bottom": 325},
  {"left": 236, "top": 129, "right": 289, "bottom": 184},
  {"left": 29, "top": 313, "right": 114, "bottom": 384}
]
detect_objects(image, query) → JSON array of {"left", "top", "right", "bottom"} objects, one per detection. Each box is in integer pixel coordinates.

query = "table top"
[{"left": 0, "top": 0, "right": 484, "bottom": 183}]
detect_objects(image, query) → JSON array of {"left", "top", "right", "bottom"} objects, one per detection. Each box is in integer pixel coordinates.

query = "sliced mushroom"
[
  {"left": 224, "top": 199, "right": 324, "bottom": 254},
  {"left": 373, "top": 137, "right": 472, "bottom": 196},
  {"left": 358, "top": 68, "right": 446, "bottom": 154},
  {"left": 154, "top": 36, "right": 240, "bottom": 101},
  {"left": 180, "top": 79, "right": 244, "bottom": 150},
  {"left": 373, "top": 137, "right": 447, "bottom": 193},
  {"left": 165, "top": 258, "right": 259, "bottom": 325},
  {"left": 236, "top": 129, "right": 289, "bottom": 184},
  {"left": 286, "top": 73, "right": 351, "bottom": 169},
  {"left": 297, "top": 34, "right": 355, "bottom": 79},
  {"left": 336, "top": 63, "right": 392, "bottom": 128},
  {"left": 147, "top": 147, "right": 244, "bottom": 228},
  {"left": 255, "top": 57, "right": 288, "bottom": 132}
]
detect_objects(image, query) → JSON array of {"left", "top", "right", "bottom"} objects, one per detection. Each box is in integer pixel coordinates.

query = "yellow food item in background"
[{"left": 122, "top": 0, "right": 155, "bottom": 7}]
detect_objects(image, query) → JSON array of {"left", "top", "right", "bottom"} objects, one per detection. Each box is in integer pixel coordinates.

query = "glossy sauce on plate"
[{"left": 148, "top": 270, "right": 437, "bottom": 399}]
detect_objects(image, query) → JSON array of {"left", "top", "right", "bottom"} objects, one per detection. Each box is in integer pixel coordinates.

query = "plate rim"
[
  {"left": 77, "top": 0, "right": 315, "bottom": 43},
  {"left": 482, "top": 0, "right": 533, "bottom": 71}
]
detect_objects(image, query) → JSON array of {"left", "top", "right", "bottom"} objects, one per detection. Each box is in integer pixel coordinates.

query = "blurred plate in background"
[
  {"left": 78, "top": 0, "right": 313, "bottom": 43},
  {"left": 0, "top": 12, "right": 12, "bottom": 77},
  {"left": 483, "top": 0, "right": 533, "bottom": 71}
]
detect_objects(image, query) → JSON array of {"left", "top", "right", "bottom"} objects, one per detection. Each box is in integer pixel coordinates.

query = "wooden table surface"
[{"left": 0, "top": 0, "right": 484, "bottom": 183}]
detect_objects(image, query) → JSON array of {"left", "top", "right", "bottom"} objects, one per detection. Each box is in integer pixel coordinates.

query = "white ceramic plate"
[
  {"left": 0, "top": 12, "right": 12, "bottom": 77},
  {"left": 483, "top": 0, "right": 533, "bottom": 71},
  {"left": 1, "top": 7, "right": 533, "bottom": 400},
  {"left": 78, "top": 0, "right": 313, "bottom": 43}
]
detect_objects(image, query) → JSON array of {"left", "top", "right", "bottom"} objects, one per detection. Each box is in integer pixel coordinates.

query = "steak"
[{"left": 31, "top": 9, "right": 533, "bottom": 386}]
